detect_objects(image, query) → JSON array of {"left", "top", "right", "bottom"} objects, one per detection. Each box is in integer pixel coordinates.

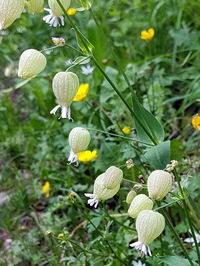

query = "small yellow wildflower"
[
  {"left": 69, "top": 191, "right": 76, "bottom": 200},
  {"left": 122, "top": 127, "right": 131, "bottom": 135},
  {"left": 67, "top": 8, "right": 77, "bottom": 16},
  {"left": 73, "top": 83, "right": 89, "bottom": 101},
  {"left": 42, "top": 181, "right": 51, "bottom": 198},
  {"left": 192, "top": 114, "right": 200, "bottom": 130},
  {"left": 140, "top": 28, "right": 155, "bottom": 41},
  {"left": 77, "top": 150, "right": 97, "bottom": 163},
  {"left": 57, "top": 233, "right": 64, "bottom": 240}
]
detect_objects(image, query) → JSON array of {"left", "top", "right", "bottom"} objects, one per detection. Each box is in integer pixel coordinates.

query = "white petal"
[{"left": 50, "top": 105, "right": 60, "bottom": 115}]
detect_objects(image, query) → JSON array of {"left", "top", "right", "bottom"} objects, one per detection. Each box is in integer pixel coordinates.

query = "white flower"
[
  {"left": 132, "top": 260, "right": 146, "bottom": 266},
  {"left": 130, "top": 241, "right": 152, "bottom": 257},
  {"left": 43, "top": 8, "right": 64, "bottom": 27},
  {"left": 184, "top": 231, "right": 200, "bottom": 246},
  {"left": 84, "top": 193, "right": 99, "bottom": 208},
  {"left": 81, "top": 65, "right": 94, "bottom": 75}
]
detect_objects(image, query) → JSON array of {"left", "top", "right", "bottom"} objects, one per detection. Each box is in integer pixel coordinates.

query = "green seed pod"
[
  {"left": 130, "top": 210, "right": 165, "bottom": 256},
  {"left": 26, "top": 0, "right": 44, "bottom": 14},
  {"left": 0, "top": 0, "right": 25, "bottom": 30},
  {"left": 18, "top": 49, "right": 47, "bottom": 79},
  {"left": 147, "top": 170, "right": 172, "bottom": 201},
  {"left": 126, "top": 190, "right": 137, "bottom": 204},
  {"left": 128, "top": 194, "right": 153, "bottom": 218},
  {"left": 103, "top": 166, "right": 123, "bottom": 189},
  {"left": 48, "top": 0, "right": 71, "bottom": 16}
]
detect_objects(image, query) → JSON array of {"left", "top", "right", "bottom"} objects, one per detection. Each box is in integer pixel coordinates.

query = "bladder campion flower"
[
  {"left": 43, "top": 0, "right": 71, "bottom": 27},
  {"left": 77, "top": 150, "right": 97, "bottom": 162},
  {"left": 122, "top": 127, "right": 131, "bottom": 135},
  {"left": 18, "top": 49, "right": 47, "bottom": 79},
  {"left": 147, "top": 170, "right": 172, "bottom": 201},
  {"left": 130, "top": 210, "right": 165, "bottom": 256},
  {"left": 68, "top": 127, "right": 91, "bottom": 165},
  {"left": 0, "top": 0, "right": 25, "bottom": 30},
  {"left": 67, "top": 8, "right": 77, "bottom": 16},
  {"left": 42, "top": 181, "right": 51, "bottom": 198},
  {"left": 85, "top": 166, "right": 123, "bottom": 208},
  {"left": 26, "top": 0, "right": 44, "bottom": 14},
  {"left": 140, "top": 28, "right": 155, "bottom": 41},
  {"left": 73, "top": 83, "right": 89, "bottom": 101},
  {"left": 128, "top": 194, "right": 153, "bottom": 218},
  {"left": 50, "top": 71, "right": 79, "bottom": 120},
  {"left": 191, "top": 114, "right": 200, "bottom": 130}
]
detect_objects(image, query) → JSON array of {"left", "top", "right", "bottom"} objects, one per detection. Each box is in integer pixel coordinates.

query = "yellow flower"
[
  {"left": 140, "top": 28, "right": 155, "bottom": 41},
  {"left": 77, "top": 150, "right": 97, "bottom": 162},
  {"left": 122, "top": 127, "right": 131, "bottom": 135},
  {"left": 42, "top": 181, "right": 51, "bottom": 198},
  {"left": 67, "top": 8, "right": 77, "bottom": 16},
  {"left": 192, "top": 115, "right": 200, "bottom": 130},
  {"left": 73, "top": 83, "right": 89, "bottom": 101}
]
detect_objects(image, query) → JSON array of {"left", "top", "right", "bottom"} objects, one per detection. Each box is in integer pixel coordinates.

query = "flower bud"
[
  {"left": 126, "top": 190, "right": 136, "bottom": 204},
  {"left": 68, "top": 127, "right": 90, "bottom": 165},
  {"left": 26, "top": 0, "right": 44, "bottom": 14},
  {"left": 0, "top": 0, "right": 25, "bottom": 30},
  {"left": 130, "top": 210, "right": 165, "bottom": 256},
  {"left": 48, "top": 0, "right": 71, "bottom": 17},
  {"left": 128, "top": 194, "right": 153, "bottom": 218},
  {"left": 103, "top": 166, "right": 123, "bottom": 189},
  {"left": 18, "top": 49, "right": 47, "bottom": 79},
  {"left": 50, "top": 72, "right": 79, "bottom": 119},
  {"left": 147, "top": 170, "right": 172, "bottom": 201}
]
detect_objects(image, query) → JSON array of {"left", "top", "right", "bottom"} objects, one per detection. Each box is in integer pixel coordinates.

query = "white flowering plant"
[{"left": 0, "top": 0, "right": 200, "bottom": 265}]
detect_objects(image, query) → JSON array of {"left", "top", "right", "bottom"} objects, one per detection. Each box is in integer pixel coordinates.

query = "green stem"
[
  {"left": 56, "top": 0, "right": 157, "bottom": 146},
  {"left": 86, "top": 127, "right": 153, "bottom": 146},
  {"left": 157, "top": 203, "right": 194, "bottom": 266},
  {"left": 173, "top": 169, "right": 200, "bottom": 264},
  {"left": 66, "top": 55, "right": 91, "bottom": 71}
]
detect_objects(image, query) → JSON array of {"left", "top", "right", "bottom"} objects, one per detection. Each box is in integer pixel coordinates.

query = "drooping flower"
[
  {"left": 42, "top": 181, "right": 51, "bottom": 198},
  {"left": 81, "top": 65, "right": 94, "bottom": 75},
  {"left": 191, "top": 114, "right": 200, "bottom": 130},
  {"left": 50, "top": 71, "right": 79, "bottom": 120},
  {"left": 67, "top": 8, "right": 76, "bottom": 16},
  {"left": 147, "top": 170, "right": 172, "bottom": 201},
  {"left": 126, "top": 190, "right": 137, "bottom": 204},
  {"left": 85, "top": 166, "right": 123, "bottom": 208},
  {"left": 0, "top": 0, "right": 25, "bottom": 30},
  {"left": 128, "top": 194, "right": 153, "bottom": 218},
  {"left": 26, "top": 0, "right": 44, "bottom": 14},
  {"left": 43, "top": 0, "right": 71, "bottom": 27},
  {"left": 122, "top": 127, "right": 131, "bottom": 135},
  {"left": 140, "top": 28, "right": 155, "bottom": 41},
  {"left": 77, "top": 150, "right": 97, "bottom": 162},
  {"left": 130, "top": 210, "right": 165, "bottom": 256},
  {"left": 18, "top": 49, "right": 47, "bottom": 79},
  {"left": 73, "top": 83, "right": 89, "bottom": 101},
  {"left": 68, "top": 127, "right": 91, "bottom": 165}
]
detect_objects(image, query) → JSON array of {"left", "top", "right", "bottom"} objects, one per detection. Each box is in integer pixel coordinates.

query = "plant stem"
[
  {"left": 173, "top": 169, "right": 200, "bottom": 264},
  {"left": 157, "top": 203, "right": 194, "bottom": 266},
  {"left": 86, "top": 127, "right": 153, "bottom": 146}
]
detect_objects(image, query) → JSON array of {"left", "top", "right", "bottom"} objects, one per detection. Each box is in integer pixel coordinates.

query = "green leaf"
[
  {"left": 132, "top": 94, "right": 165, "bottom": 145},
  {"left": 73, "top": 28, "right": 94, "bottom": 55},
  {"left": 144, "top": 141, "right": 170, "bottom": 169},
  {"left": 159, "top": 255, "right": 191, "bottom": 266}
]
